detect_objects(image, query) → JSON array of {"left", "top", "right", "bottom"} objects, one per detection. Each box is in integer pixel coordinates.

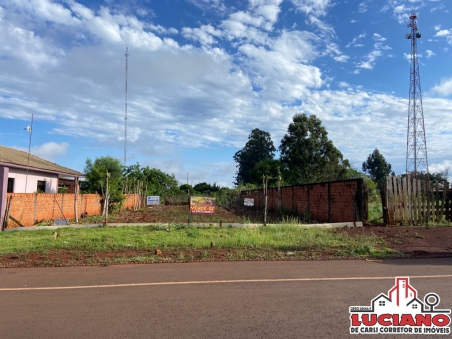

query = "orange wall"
[
  {"left": 4, "top": 193, "right": 139, "bottom": 228},
  {"left": 242, "top": 179, "right": 365, "bottom": 223}
]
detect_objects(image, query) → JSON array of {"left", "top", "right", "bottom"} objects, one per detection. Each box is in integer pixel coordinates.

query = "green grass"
[
  {"left": 0, "top": 224, "right": 393, "bottom": 260},
  {"left": 368, "top": 200, "right": 383, "bottom": 223}
]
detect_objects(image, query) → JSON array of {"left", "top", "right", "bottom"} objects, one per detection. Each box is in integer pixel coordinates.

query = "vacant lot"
[{"left": 1, "top": 220, "right": 452, "bottom": 268}]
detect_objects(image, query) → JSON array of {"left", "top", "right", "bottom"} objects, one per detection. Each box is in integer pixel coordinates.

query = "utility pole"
[
  {"left": 104, "top": 171, "right": 110, "bottom": 226},
  {"left": 124, "top": 44, "right": 129, "bottom": 167},
  {"left": 405, "top": 13, "right": 428, "bottom": 177},
  {"left": 24, "top": 114, "right": 34, "bottom": 193}
]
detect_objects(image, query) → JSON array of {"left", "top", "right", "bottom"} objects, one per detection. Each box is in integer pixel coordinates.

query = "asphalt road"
[{"left": 1, "top": 259, "right": 451, "bottom": 339}]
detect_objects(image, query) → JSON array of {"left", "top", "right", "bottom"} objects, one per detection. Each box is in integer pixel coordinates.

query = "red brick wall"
[
  {"left": 4, "top": 193, "right": 139, "bottom": 228},
  {"left": 242, "top": 179, "right": 365, "bottom": 223}
]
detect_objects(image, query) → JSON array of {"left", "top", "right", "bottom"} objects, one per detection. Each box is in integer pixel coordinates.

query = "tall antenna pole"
[
  {"left": 405, "top": 13, "right": 428, "bottom": 177},
  {"left": 25, "top": 114, "right": 34, "bottom": 193},
  {"left": 124, "top": 44, "right": 129, "bottom": 167}
]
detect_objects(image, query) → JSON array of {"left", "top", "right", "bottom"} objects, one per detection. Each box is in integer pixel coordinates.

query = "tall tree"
[
  {"left": 84, "top": 156, "right": 124, "bottom": 210},
  {"left": 233, "top": 128, "right": 276, "bottom": 185},
  {"left": 250, "top": 159, "right": 284, "bottom": 187},
  {"left": 279, "top": 113, "right": 348, "bottom": 184},
  {"left": 362, "top": 149, "right": 393, "bottom": 193},
  {"left": 123, "top": 163, "right": 180, "bottom": 197}
]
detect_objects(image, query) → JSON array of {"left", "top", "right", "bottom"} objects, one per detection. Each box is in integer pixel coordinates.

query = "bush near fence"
[{"left": 4, "top": 193, "right": 139, "bottom": 228}]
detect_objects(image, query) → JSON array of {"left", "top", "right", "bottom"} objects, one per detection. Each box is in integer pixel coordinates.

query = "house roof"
[{"left": 0, "top": 146, "right": 84, "bottom": 177}]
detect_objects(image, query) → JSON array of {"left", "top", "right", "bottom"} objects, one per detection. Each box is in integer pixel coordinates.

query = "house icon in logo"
[
  {"left": 389, "top": 277, "right": 417, "bottom": 307},
  {"left": 360, "top": 277, "right": 451, "bottom": 314}
]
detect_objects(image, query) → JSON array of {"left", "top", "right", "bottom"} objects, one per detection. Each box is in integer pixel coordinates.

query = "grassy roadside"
[{"left": 0, "top": 224, "right": 400, "bottom": 267}]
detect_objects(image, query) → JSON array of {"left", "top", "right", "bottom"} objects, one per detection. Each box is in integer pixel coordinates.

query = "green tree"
[
  {"left": 233, "top": 128, "right": 276, "bottom": 185},
  {"left": 362, "top": 149, "right": 393, "bottom": 193},
  {"left": 84, "top": 156, "right": 124, "bottom": 211},
  {"left": 279, "top": 113, "right": 349, "bottom": 184},
  {"left": 123, "top": 164, "right": 180, "bottom": 197},
  {"left": 193, "top": 182, "right": 220, "bottom": 194},
  {"left": 179, "top": 184, "right": 193, "bottom": 193},
  {"left": 141, "top": 167, "right": 180, "bottom": 197},
  {"left": 250, "top": 159, "right": 284, "bottom": 187}
]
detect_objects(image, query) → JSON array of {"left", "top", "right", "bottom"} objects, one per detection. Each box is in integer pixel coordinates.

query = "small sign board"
[
  {"left": 244, "top": 198, "right": 254, "bottom": 206},
  {"left": 146, "top": 196, "right": 160, "bottom": 206},
  {"left": 190, "top": 196, "right": 216, "bottom": 214},
  {"left": 54, "top": 218, "right": 69, "bottom": 226}
]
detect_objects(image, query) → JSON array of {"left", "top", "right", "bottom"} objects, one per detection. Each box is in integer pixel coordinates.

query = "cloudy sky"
[{"left": 1, "top": 0, "right": 451, "bottom": 186}]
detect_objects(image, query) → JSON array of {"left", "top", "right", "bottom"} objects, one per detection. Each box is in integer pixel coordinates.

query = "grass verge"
[{"left": 0, "top": 224, "right": 399, "bottom": 267}]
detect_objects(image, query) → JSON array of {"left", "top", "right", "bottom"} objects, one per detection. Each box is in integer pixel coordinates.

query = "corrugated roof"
[{"left": 0, "top": 146, "right": 84, "bottom": 177}]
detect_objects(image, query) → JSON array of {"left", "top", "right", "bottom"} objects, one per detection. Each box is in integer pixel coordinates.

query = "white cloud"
[
  {"left": 425, "top": 49, "right": 435, "bottom": 58},
  {"left": 346, "top": 32, "right": 366, "bottom": 48},
  {"left": 30, "top": 142, "right": 70, "bottom": 162},
  {"left": 0, "top": 20, "right": 64, "bottom": 70},
  {"left": 182, "top": 25, "right": 222, "bottom": 45},
  {"left": 431, "top": 78, "right": 452, "bottom": 96},
  {"left": 435, "top": 29, "right": 451, "bottom": 37},
  {"left": 12, "top": 0, "right": 81, "bottom": 26},
  {"left": 290, "top": 0, "right": 332, "bottom": 17},
  {"left": 334, "top": 55, "right": 349, "bottom": 62},
  {"left": 358, "top": 2, "right": 368, "bottom": 13},
  {"left": 429, "top": 160, "right": 452, "bottom": 180},
  {"left": 355, "top": 33, "right": 391, "bottom": 71},
  {"left": 186, "top": 0, "right": 227, "bottom": 13},
  {"left": 307, "top": 15, "right": 335, "bottom": 37}
]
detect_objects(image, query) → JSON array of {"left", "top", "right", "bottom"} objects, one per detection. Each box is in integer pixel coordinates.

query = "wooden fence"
[{"left": 384, "top": 175, "right": 452, "bottom": 225}]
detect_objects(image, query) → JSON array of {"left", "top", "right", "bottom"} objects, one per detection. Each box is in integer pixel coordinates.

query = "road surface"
[{"left": 1, "top": 259, "right": 451, "bottom": 338}]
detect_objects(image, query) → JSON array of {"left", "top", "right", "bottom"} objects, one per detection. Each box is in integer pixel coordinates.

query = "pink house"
[{"left": 0, "top": 146, "right": 84, "bottom": 230}]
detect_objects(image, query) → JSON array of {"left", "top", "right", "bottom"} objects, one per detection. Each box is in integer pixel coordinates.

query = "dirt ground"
[
  {"left": 343, "top": 225, "right": 452, "bottom": 257},
  {"left": 103, "top": 205, "right": 244, "bottom": 224}
]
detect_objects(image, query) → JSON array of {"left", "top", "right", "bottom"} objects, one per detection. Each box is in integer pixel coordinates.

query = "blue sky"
[{"left": 1, "top": 0, "right": 452, "bottom": 186}]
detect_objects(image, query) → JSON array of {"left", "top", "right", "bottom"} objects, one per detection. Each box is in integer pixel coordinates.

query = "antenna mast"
[
  {"left": 405, "top": 13, "right": 428, "bottom": 177},
  {"left": 124, "top": 44, "right": 129, "bottom": 167}
]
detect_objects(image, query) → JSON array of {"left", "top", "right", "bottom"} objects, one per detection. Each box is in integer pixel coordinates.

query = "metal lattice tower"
[
  {"left": 405, "top": 13, "right": 428, "bottom": 177},
  {"left": 124, "top": 44, "right": 129, "bottom": 167}
]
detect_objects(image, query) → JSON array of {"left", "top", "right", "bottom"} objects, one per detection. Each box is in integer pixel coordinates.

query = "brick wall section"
[
  {"left": 308, "top": 184, "right": 329, "bottom": 222},
  {"left": 242, "top": 179, "right": 365, "bottom": 223},
  {"left": 329, "top": 181, "right": 359, "bottom": 222},
  {"left": 4, "top": 193, "right": 139, "bottom": 228}
]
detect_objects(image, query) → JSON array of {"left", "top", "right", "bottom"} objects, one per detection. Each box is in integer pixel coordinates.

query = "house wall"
[
  {"left": 0, "top": 166, "right": 8, "bottom": 229},
  {"left": 3, "top": 193, "right": 140, "bottom": 228},
  {"left": 8, "top": 168, "right": 58, "bottom": 193},
  {"left": 242, "top": 179, "right": 366, "bottom": 223}
]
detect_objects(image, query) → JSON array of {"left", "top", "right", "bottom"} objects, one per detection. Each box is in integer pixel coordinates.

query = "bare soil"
[
  {"left": 103, "top": 205, "right": 244, "bottom": 224},
  {"left": 2, "top": 206, "right": 452, "bottom": 268},
  {"left": 342, "top": 225, "right": 452, "bottom": 258}
]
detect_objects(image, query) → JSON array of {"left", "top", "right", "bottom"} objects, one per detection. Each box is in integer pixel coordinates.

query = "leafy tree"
[
  {"left": 84, "top": 156, "right": 124, "bottom": 210},
  {"left": 362, "top": 149, "right": 393, "bottom": 193},
  {"left": 141, "top": 167, "right": 180, "bottom": 197},
  {"left": 179, "top": 184, "right": 193, "bottom": 193},
  {"left": 250, "top": 159, "right": 284, "bottom": 187},
  {"left": 233, "top": 128, "right": 276, "bottom": 185},
  {"left": 193, "top": 182, "right": 220, "bottom": 194},
  {"left": 123, "top": 163, "right": 180, "bottom": 197},
  {"left": 279, "top": 113, "right": 349, "bottom": 184}
]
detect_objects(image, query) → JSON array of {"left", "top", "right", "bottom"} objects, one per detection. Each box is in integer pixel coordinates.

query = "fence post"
[
  {"left": 327, "top": 182, "right": 331, "bottom": 222},
  {"left": 33, "top": 193, "right": 37, "bottom": 224},
  {"left": 74, "top": 177, "right": 79, "bottom": 223}
]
